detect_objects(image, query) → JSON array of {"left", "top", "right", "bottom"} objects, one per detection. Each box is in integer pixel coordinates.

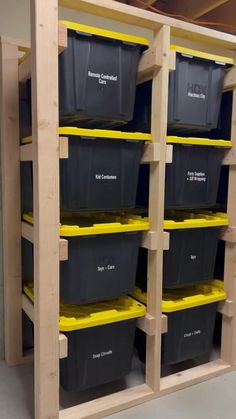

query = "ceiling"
[{"left": 117, "top": 0, "right": 236, "bottom": 34}]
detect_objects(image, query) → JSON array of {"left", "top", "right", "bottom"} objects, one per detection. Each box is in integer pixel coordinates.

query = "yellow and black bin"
[
  {"left": 136, "top": 211, "right": 228, "bottom": 290},
  {"left": 23, "top": 283, "right": 146, "bottom": 392},
  {"left": 165, "top": 137, "right": 232, "bottom": 209},
  {"left": 22, "top": 212, "right": 149, "bottom": 304},
  {"left": 21, "top": 128, "right": 150, "bottom": 212},
  {"left": 59, "top": 21, "right": 149, "bottom": 127},
  {"left": 125, "top": 46, "right": 233, "bottom": 133},
  {"left": 133, "top": 281, "right": 226, "bottom": 365},
  {"left": 136, "top": 137, "right": 232, "bottom": 209},
  {"left": 19, "top": 21, "right": 149, "bottom": 136}
]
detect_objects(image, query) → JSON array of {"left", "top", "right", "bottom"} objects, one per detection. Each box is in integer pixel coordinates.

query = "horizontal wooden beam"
[
  {"left": 137, "top": 313, "right": 168, "bottom": 335},
  {"left": 221, "top": 226, "right": 236, "bottom": 243},
  {"left": 161, "top": 314, "right": 168, "bottom": 334},
  {"left": 224, "top": 67, "right": 236, "bottom": 91},
  {"left": 138, "top": 46, "right": 163, "bottom": 84},
  {"left": 222, "top": 148, "right": 236, "bottom": 165},
  {"left": 0, "top": 36, "right": 30, "bottom": 51},
  {"left": 138, "top": 48, "right": 176, "bottom": 84},
  {"left": 169, "top": 50, "right": 176, "bottom": 72},
  {"left": 22, "top": 293, "right": 34, "bottom": 322},
  {"left": 22, "top": 221, "right": 34, "bottom": 243},
  {"left": 141, "top": 143, "right": 160, "bottom": 163},
  {"left": 22, "top": 294, "right": 68, "bottom": 359},
  {"left": 166, "top": 144, "right": 173, "bottom": 164},
  {"left": 18, "top": 54, "right": 31, "bottom": 83},
  {"left": 60, "top": 238, "right": 69, "bottom": 261},
  {"left": 160, "top": 359, "right": 232, "bottom": 395},
  {"left": 218, "top": 299, "right": 235, "bottom": 317},
  {"left": 19, "top": 23, "right": 67, "bottom": 82},
  {"left": 141, "top": 231, "right": 169, "bottom": 250},
  {"left": 22, "top": 221, "right": 168, "bottom": 257},
  {"left": 20, "top": 137, "right": 69, "bottom": 161},
  {"left": 137, "top": 313, "right": 156, "bottom": 335},
  {"left": 59, "top": 384, "right": 155, "bottom": 419},
  {"left": 59, "top": 334, "right": 68, "bottom": 360},
  {"left": 142, "top": 144, "right": 171, "bottom": 165},
  {"left": 21, "top": 222, "right": 68, "bottom": 261},
  {"left": 58, "top": 22, "right": 68, "bottom": 53}
]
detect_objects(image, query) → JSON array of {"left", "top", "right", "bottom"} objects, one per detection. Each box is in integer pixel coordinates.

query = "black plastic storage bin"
[
  {"left": 165, "top": 137, "right": 231, "bottom": 209},
  {"left": 168, "top": 46, "right": 231, "bottom": 133},
  {"left": 19, "top": 80, "right": 32, "bottom": 139},
  {"left": 133, "top": 280, "right": 226, "bottom": 365},
  {"left": 136, "top": 137, "right": 231, "bottom": 210},
  {"left": 125, "top": 46, "right": 232, "bottom": 134},
  {"left": 19, "top": 21, "right": 149, "bottom": 134},
  {"left": 21, "top": 128, "right": 150, "bottom": 212},
  {"left": 200, "top": 91, "right": 233, "bottom": 140},
  {"left": 23, "top": 284, "right": 146, "bottom": 391},
  {"left": 136, "top": 211, "right": 228, "bottom": 290},
  {"left": 22, "top": 212, "right": 149, "bottom": 304},
  {"left": 59, "top": 21, "right": 149, "bottom": 127}
]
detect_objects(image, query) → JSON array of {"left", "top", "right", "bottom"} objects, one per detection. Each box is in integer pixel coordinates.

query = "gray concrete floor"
[{"left": 0, "top": 360, "right": 236, "bottom": 419}]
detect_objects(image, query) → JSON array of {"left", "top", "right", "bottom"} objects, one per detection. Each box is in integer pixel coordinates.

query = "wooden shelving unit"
[{"left": 1, "top": 1, "right": 236, "bottom": 418}]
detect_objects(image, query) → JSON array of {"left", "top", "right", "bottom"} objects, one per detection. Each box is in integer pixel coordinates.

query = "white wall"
[
  {"left": 0, "top": 1, "right": 152, "bottom": 41},
  {"left": 0, "top": 0, "right": 153, "bottom": 360}
]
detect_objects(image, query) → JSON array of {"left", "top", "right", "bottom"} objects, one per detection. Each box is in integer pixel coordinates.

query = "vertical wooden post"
[
  {"left": 146, "top": 25, "right": 170, "bottom": 392},
  {"left": 0, "top": 39, "right": 23, "bottom": 366},
  {"left": 31, "top": 1, "right": 60, "bottom": 418},
  {"left": 221, "top": 78, "right": 236, "bottom": 366}
]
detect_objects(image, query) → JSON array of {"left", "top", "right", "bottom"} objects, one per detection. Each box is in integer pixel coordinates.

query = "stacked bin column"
[
  {"left": 128, "top": 46, "right": 233, "bottom": 367},
  {"left": 20, "top": 21, "right": 152, "bottom": 391}
]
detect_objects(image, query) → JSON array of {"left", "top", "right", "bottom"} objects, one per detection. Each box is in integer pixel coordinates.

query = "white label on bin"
[
  {"left": 88, "top": 70, "right": 118, "bottom": 85},
  {"left": 187, "top": 83, "right": 207, "bottom": 100},
  {"left": 95, "top": 174, "right": 117, "bottom": 180},
  {"left": 92, "top": 350, "right": 113, "bottom": 359},
  {"left": 183, "top": 329, "right": 201, "bottom": 338},
  {"left": 97, "top": 264, "right": 116, "bottom": 272},
  {"left": 190, "top": 255, "right": 197, "bottom": 260},
  {"left": 186, "top": 171, "right": 206, "bottom": 182}
]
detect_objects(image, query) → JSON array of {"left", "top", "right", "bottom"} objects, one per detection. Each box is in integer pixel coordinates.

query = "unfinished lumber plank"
[
  {"left": 60, "top": 384, "right": 155, "bottom": 419},
  {"left": 22, "top": 294, "right": 68, "bottom": 359},
  {"left": 21, "top": 221, "right": 68, "bottom": 261},
  {"left": 146, "top": 25, "right": 170, "bottom": 393},
  {"left": 221, "top": 72, "right": 236, "bottom": 366},
  {"left": 141, "top": 143, "right": 161, "bottom": 163},
  {"left": 160, "top": 359, "right": 232, "bottom": 394},
  {"left": 142, "top": 231, "right": 169, "bottom": 251},
  {"left": 20, "top": 137, "right": 69, "bottom": 161},
  {"left": 0, "top": 39, "right": 22, "bottom": 366},
  {"left": 19, "top": 23, "right": 68, "bottom": 82},
  {"left": 31, "top": 1, "right": 60, "bottom": 418}
]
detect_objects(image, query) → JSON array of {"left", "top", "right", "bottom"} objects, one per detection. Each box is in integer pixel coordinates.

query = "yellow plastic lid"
[
  {"left": 132, "top": 287, "right": 148, "bottom": 305},
  {"left": 167, "top": 136, "right": 232, "bottom": 147},
  {"left": 21, "top": 128, "right": 151, "bottom": 144},
  {"left": 132, "top": 280, "right": 226, "bottom": 313},
  {"left": 170, "top": 44, "right": 234, "bottom": 65},
  {"left": 164, "top": 210, "right": 228, "bottom": 230},
  {"left": 23, "top": 283, "right": 146, "bottom": 331},
  {"left": 59, "top": 20, "right": 149, "bottom": 48},
  {"left": 22, "top": 212, "right": 149, "bottom": 237},
  {"left": 114, "top": 209, "right": 229, "bottom": 230},
  {"left": 162, "top": 280, "right": 226, "bottom": 312}
]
